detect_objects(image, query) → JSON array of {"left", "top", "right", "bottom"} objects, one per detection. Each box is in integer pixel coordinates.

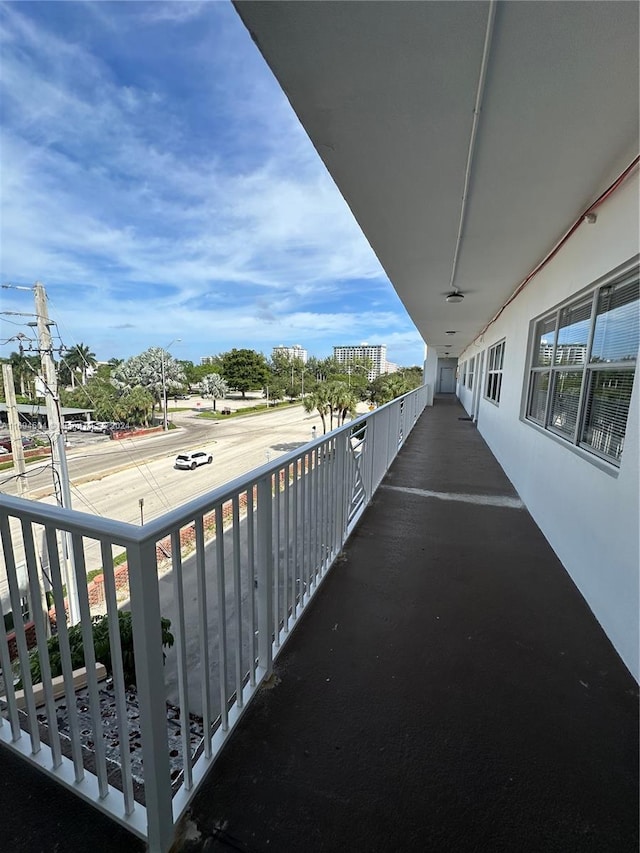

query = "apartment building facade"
[
  {"left": 271, "top": 344, "right": 308, "bottom": 363},
  {"left": 333, "top": 343, "right": 387, "bottom": 380}
]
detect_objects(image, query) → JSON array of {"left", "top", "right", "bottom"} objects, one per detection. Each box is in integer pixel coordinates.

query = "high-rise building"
[
  {"left": 333, "top": 343, "right": 387, "bottom": 380},
  {"left": 272, "top": 344, "right": 308, "bottom": 364}
]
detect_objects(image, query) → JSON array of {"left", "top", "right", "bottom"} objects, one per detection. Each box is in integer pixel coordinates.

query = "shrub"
[{"left": 27, "top": 611, "right": 174, "bottom": 688}]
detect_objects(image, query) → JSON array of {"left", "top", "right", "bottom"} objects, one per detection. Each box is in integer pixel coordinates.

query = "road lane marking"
[{"left": 381, "top": 484, "right": 524, "bottom": 509}]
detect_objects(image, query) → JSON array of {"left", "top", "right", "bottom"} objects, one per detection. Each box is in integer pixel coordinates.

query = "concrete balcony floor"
[{"left": 2, "top": 396, "right": 638, "bottom": 852}]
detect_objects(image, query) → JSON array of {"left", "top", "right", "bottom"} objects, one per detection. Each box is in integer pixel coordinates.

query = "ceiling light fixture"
[
  {"left": 445, "top": 330, "right": 457, "bottom": 335},
  {"left": 446, "top": 291, "right": 464, "bottom": 304}
]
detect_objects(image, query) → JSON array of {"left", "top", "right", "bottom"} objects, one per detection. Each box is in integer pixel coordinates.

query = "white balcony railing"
[{"left": 0, "top": 386, "right": 429, "bottom": 852}]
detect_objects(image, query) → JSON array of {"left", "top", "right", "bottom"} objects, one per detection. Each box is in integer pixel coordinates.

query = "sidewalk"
[{"left": 180, "top": 395, "right": 639, "bottom": 852}]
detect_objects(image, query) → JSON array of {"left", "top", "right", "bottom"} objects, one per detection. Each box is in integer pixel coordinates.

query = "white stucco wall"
[
  {"left": 424, "top": 345, "right": 438, "bottom": 406},
  {"left": 458, "top": 172, "right": 640, "bottom": 680}
]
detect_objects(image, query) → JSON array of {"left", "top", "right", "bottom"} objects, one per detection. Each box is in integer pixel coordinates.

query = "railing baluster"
[
  {"left": 302, "top": 453, "right": 309, "bottom": 604},
  {"left": 0, "top": 517, "right": 38, "bottom": 747},
  {"left": 322, "top": 441, "right": 329, "bottom": 572},
  {"left": 312, "top": 449, "right": 319, "bottom": 585},
  {"left": 0, "top": 517, "right": 22, "bottom": 742},
  {"left": 274, "top": 470, "right": 280, "bottom": 648},
  {"left": 171, "top": 529, "right": 192, "bottom": 790},
  {"left": 37, "top": 525, "right": 66, "bottom": 766},
  {"left": 194, "top": 515, "right": 212, "bottom": 758},
  {"left": 215, "top": 504, "right": 228, "bottom": 730},
  {"left": 334, "top": 432, "right": 347, "bottom": 553},
  {"left": 256, "top": 475, "right": 273, "bottom": 676},
  {"left": 292, "top": 459, "right": 299, "bottom": 618},
  {"left": 70, "top": 532, "right": 109, "bottom": 798},
  {"left": 45, "top": 526, "right": 84, "bottom": 781},
  {"left": 232, "top": 496, "right": 243, "bottom": 708},
  {"left": 100, "top": 539, "right": 135, "bottom": 814},
  {"left": 247, "top": 487, "right": 256, "bottom": 687},
  {"left": 283, "top": 463, "right": 290, "bottom": 632}
]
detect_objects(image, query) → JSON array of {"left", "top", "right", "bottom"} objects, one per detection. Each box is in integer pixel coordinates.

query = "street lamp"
[{"left": 162, "top": 338, "right": 181, "bottom": 431}]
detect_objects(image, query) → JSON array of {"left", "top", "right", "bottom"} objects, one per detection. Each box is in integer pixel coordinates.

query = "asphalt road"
[
  {"left": 2, "top": 401, "right": 321, "bottom": 507},
  {"left": 0, "top": 400, "right": 325, "bottom": 594}
]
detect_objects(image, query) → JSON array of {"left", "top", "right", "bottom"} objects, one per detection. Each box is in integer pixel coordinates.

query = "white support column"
[{"left": 424, "top": 343, "right": 438, "bottom": 405}]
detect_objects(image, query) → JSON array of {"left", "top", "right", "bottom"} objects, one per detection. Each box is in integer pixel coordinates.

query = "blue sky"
[{"left": 0, "top": 1, "right": 425, "bottom": 368}]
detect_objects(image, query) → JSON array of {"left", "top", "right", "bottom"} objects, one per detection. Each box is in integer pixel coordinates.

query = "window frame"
[
  {"left": 467, "top": 356, "right": 475, "bottom": 390},
  {"left": 484, "top": 339, "right": 505, "bottom": 405},
  {"left": 523, "top": 260, "right": 638, "bottom": 469}
]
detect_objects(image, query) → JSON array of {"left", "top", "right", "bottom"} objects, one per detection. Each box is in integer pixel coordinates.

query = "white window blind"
[{"left": 524, "top": 267, "right": 638, "bottom": 466}]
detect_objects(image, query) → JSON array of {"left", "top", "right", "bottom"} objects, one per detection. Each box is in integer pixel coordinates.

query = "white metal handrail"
[{"left": 0, "top": 385, "right": 429, "bottom": 852}]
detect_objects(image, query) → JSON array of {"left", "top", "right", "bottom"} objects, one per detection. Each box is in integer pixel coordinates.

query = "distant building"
[
  {"left": 200, "top": 356, "right": 217, "bottom": 366},
  {"left": 272, "top": 344, "right": 308, "bottom": 364},
  {"left": 333, "top": 343, "right": 387, "bottom": 380}
]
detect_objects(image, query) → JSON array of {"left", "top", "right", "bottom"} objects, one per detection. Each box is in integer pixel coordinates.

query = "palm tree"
[
  {"left": 112, "top": 348, "right": 186, "bottom": 417},
  {"left": 200, "top": 373, "right": 229, "bottom": 411},
  {"left": 9, "top": 351, "right": 37, "bottom": 397},
  {"left": 329, "top": 381, "right": 358, "bottom": 427},
  {"left": 303, "top": 388, "right": 331, "bottom": 434},
  {"left": 64, "top": 343, "right": 97, "bottom": 387}
]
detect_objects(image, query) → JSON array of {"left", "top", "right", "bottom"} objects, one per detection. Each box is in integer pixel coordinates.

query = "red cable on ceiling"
[{"left": 474, "top": 153, "right": 640, "bottom": 342}]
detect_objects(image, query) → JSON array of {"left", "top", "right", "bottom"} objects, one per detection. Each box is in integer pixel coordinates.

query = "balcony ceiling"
[{"left": 235, "top": 1, "right": 639, "bottom": 357}]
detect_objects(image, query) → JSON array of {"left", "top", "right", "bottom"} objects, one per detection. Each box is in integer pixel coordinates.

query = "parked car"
[
  {"left": 174, "top": 451, "right": 213, "bottom": 470},
  {"left": 0, "top": 436, "right": 36, "bottom": 452}
]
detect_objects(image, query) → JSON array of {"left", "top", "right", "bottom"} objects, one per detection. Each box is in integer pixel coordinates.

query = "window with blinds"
[{"left": 524, "top": 266, "right": 639, "bottom": 465}]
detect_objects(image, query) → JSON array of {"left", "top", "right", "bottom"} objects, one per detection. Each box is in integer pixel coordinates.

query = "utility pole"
[
  {"left": 2, "top": 364, "right": 28, "bottom": 497},
  {"left": 34, "top": 281, "right": 80, "bottom": 624}
]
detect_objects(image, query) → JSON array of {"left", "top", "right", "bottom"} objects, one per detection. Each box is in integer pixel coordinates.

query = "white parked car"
[{"left": 174, "top": 450, "right": 213, "bottom": 470}]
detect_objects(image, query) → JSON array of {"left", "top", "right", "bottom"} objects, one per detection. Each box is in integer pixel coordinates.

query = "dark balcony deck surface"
[{"left": 2, "top": 396, "right": 638, "bottom": 852}]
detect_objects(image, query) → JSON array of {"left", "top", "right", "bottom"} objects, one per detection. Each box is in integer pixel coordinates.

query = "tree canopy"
[
  {"left": 303, "top": 380, "right": 358, "bottom": 433},
  {"left": 221, "top": 348, "right": 269, "bottom": 398},
  {"left": 368, "top": 368, "right": 423, "bottom": 405},
  {"left": 269, "top": 351, "right": 306, "bottom": 401}
]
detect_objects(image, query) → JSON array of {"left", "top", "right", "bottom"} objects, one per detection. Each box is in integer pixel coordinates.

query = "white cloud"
[{"left": 0, "top": 2, "right": 424, "bottom": 366}]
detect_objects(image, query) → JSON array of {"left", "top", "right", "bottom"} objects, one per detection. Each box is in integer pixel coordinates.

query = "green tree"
[
  {"left": 269, "top": 351, "right": 306, "bottom": 401},
  {"left": 368, "top": 372, "right": 415, "bottom": 406},
  {"left": 179, "top": 359, "right": 222, "bottom": 389},
  {"left": 115, "top": 386, "right": 155, "bottom": 426},
  {"left": 61, "top": 377, "right": 118, "bottom": 420},
  {"left": 221, "top": 348, "right": 269, "bottom": 398}
]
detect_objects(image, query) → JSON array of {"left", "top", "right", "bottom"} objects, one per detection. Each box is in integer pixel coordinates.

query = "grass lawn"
[{"left": 197, "top": 400, "right": 301, "bottom": 420}]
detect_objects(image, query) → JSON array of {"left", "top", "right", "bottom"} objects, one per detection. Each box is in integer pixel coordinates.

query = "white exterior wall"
[
  {"left": 457, "top": 173, "right": 640, "bottom": 679},
  {"left": 424, "top": 345, "right": 438, "bottom": 406}
]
